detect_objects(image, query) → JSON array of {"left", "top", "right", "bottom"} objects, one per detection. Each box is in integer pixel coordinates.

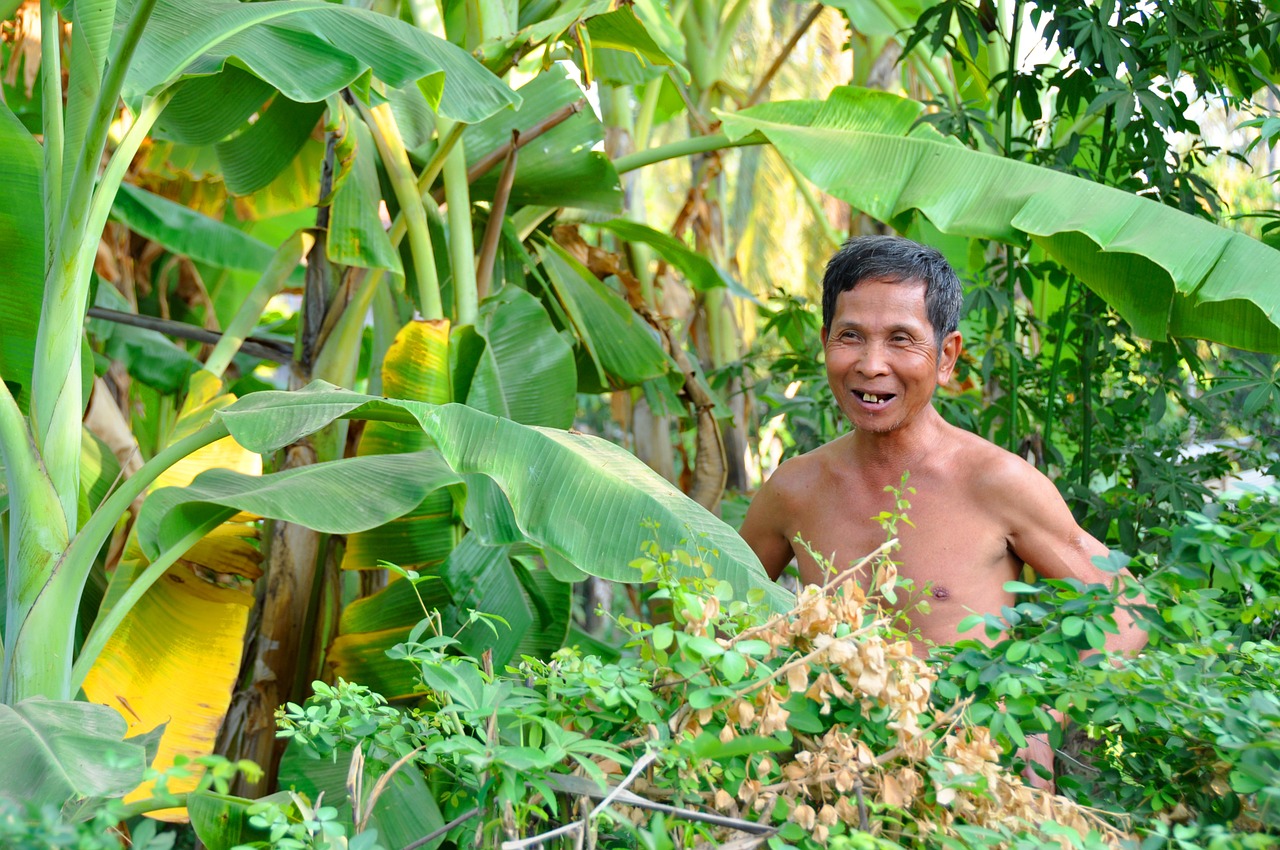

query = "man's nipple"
[{"left": 931, "top": 585, "right": 951, "bottom": 601}]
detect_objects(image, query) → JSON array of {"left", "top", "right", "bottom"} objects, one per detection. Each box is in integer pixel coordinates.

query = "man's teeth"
[{"left": 862, "top": 392, "right": 882, "bottom": 402}]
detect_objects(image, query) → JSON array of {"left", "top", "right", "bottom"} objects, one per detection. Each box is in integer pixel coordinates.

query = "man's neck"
[{"left": 843, "top": 406, "right": 950, "bottom": 481}]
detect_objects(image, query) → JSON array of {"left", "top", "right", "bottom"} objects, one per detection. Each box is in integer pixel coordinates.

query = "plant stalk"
[
  {"left": 436, "top": 115, "right": 478, "bottom": 323},
  {"left": 1002, "top": 0, "right": 1024, "bottom": 156},
  {"left": 203, "top": 231, "right": 315, "bottom": 378},
  {"left": 362, "top": 101, "right": 444, "bottom": 319},
  {"left": 1042, "top": 278, "right": 1076, "bottom": 460},
  {"left": 744, "top": 2, "right": 823, "bottom": 108},
  {"left": 32, "top": 0, "right": 160, "bottom": 529},
  {"left": 1005, "top": 246, "right": 1019, "bottom": 451},
  {"left": 475, "top": 131, "right": 520, "bottom": 302},
  {"left": 614, "top": 133, "right": 757, "bottom": 175},
  {"left": 40, "top": 0, "right": 62, "bottom": 273}
]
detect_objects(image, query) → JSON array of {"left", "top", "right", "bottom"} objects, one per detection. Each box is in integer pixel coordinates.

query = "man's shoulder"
[
  {"left": 944, "top": 425, "right": 1049, "bottom": 491},
  {"left": 761, "top": 439, "right": 845, "bottom": 496}
]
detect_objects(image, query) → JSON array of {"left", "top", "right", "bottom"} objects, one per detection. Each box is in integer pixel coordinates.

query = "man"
[{"left": 739, "top": 235, "right": 1146, "bottom": 654}]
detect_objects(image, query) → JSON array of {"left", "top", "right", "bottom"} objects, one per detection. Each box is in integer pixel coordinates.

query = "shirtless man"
[{"left": 739, "top": 235, "right": 1146, "bottom": 655}]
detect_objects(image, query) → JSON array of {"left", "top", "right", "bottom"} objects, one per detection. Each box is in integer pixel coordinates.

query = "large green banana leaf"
[
  {"left": 0, "top": 699, "right": 150, "bottom": 809},
  {"left": 124, "top": 0, "right": 520, "bottom": 197},
  {"left": 468, "top": 285, "right": 577, "bottom": 428},
  {"left": 123, "top": 0, "right": 520, "bottom": 123},
  {"left": 136, "top": 383, "right": 791, "bottom": 614},
  {"left": 718, "top": 86, "right": 1280, "bottom": 354},
  {"left": 537, "top": 242, "right": 671, "bottom": 390}
]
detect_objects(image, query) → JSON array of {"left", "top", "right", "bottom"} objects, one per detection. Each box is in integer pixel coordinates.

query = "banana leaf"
[
  {"left": 537, "top": 242, "right": 671, "bottom": 390},
  {"left": 80, "top": 545, "right": 257, "bottom": 820},
  {"left": 142, "top": 383, "right": 792, "bottom": 613},
  {"left": 0, "top": 103, "right": 44, "bottom": 411},
  {"left": 0, "top": 699, "right": 149, "bottom": 809},
  {"left": 718, "top": 86, "right": 1280, "bottom": 354},
  {"left": 468, "top": 285, "right": 577, "bottom": 428},
  {"left": 82, "top": 372, "right": 264, "bottom": 820},
  {"left": 125, "top": 0, "right": 520, "bottom": 123}
]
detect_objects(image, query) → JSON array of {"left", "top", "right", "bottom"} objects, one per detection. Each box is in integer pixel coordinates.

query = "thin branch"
[
  {"left": 743, "top": 2, "right": 824, "bottom": 108},
  {"left": 86, "top": 307, "right": 293, "bottom": 363},
  {"left": 430, "top": 102, "right": 583, "bottom": 204},
  {"left": 401, "top": 807, "right": 481, "bottom": 850},
  {"left": 542, "top": 773, "right": 776, "bottom": 836},
  {"left": 475, "top": 130, "right": 520, "bottom": 301}
]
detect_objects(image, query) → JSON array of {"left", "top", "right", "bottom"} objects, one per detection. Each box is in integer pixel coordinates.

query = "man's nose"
[{"left": 856, "top": 341, "right": 890, "bottom": 376}]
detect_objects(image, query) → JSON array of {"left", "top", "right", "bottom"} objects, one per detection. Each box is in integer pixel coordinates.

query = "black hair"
[{"left": 821, "top": 235, "right": 963, "bottom": 347}]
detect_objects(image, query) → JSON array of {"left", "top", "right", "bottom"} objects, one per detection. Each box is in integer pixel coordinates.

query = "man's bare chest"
[{"left": 782, "top": 486, "right": 1019, "bottom": 597}]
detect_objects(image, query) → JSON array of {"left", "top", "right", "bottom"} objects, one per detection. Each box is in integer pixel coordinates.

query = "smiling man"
[{"left": 739, "top": 235, "right": 1146, "bottom": 657}]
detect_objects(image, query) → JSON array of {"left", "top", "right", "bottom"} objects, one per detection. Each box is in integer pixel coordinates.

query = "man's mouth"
[{"left": 855, "top": 391, "right": 895, "bottom": 406}]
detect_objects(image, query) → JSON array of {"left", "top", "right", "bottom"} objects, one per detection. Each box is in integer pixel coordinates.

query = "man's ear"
[
  {"left": 820, "top": 325, "right": 829, "bottom": 346},
  {"left": 937, "top": 330, "right": 962, "bottom": 382}
]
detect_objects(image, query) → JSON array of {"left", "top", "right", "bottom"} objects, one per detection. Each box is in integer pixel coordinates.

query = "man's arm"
[
  {"left": 739, "top": 474, "right": 797, "bottom": 581},
  {"left": 994, "top": 455, "right": 1148, "bottom": 655}
]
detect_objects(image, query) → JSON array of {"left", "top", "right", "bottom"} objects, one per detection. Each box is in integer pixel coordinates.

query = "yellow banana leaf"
[
  {"left": 83, "top": 370, "right": 264, "bottom": 821},
  {"left": 81, "top": 524, "right": 261, "bottom": 820}
]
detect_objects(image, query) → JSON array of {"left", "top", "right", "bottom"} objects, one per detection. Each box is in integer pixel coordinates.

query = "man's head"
[{"left": 821, "top": 235, "right": 962, "bottom": 348}]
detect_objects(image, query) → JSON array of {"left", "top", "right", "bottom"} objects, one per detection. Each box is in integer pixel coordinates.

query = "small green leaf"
[
  {"left": 1005, "top": 640, "right": 1031, "bottom": 663},
  {"left": 1003, "top": 580, "right": 1043, "bottom": 594},
  {"left": 718, "top": 651, "right": 747, "bottom": 683}
]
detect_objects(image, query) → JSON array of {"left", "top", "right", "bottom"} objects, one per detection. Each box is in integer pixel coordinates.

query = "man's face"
[{"left": 820, "top": 278, "right": 961, "bottom": 435}]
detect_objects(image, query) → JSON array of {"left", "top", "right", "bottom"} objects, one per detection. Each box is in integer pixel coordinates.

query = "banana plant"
[{"left": 0, "top": 0, "right": 518, "bottom": 807}]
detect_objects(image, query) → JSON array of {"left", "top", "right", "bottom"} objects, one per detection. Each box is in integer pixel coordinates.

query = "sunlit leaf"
[{"left": 720, "top": 86, "right": 1280, "bottom": 353}]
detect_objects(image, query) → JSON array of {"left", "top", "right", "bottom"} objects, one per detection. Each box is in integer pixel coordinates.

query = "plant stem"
[
  {"left": 0, "top": 376, "right": 69, "bottom": 702},
  {"left": 613, "top": 133, "right": 757, "bottom": 175},
  {"left": 362, "top": 101, "right": 444, "bottom": 319},
  {"left": 1002, "top": 0, "right": 1024, "bottom": 156},
  {"left": 437, "top": 115, "right": 478, "bottom": 323},
  {"left": 634, "top": 78, "right": 662, "bottom": 153},
  {"left": 475, "top": 131, "right": 519, "bottom": 302},
  {"left": 1005, "top": 246, "right": 1019, "bottom": 451},
  {"left": 1042, "top": 277, "right": 1076, "bottom": 462},
  {"left": 33, "top": 0, "right": 160, "bottom": 529},
  {"left": 744, "top": 2, "right": 824, "bottom": 108},
  {"left": 40, "top": 0, "right": 62, "bottom": 272},
  {"left": 1079, "top": 295, "right": 1097, "bottom": 489}
]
